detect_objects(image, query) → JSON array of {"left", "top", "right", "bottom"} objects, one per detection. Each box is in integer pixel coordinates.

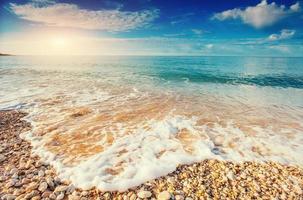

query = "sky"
[{"left": 0, "top": 0, "right": 303, "bottom": 56}]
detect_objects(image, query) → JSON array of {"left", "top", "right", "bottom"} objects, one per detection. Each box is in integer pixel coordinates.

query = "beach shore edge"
[{"left": 0, "top": 110, "right": 302, "bottom": 200}]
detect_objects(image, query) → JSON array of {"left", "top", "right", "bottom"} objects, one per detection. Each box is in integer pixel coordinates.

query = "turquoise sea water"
[
  {"left": 0, "top": 56, "right": 303, "bottom": 191},
  {"left": 1, "top": 56, "right": 303, "bottom": 107}
]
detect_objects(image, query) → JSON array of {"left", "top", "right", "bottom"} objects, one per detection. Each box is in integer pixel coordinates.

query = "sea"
[{"left": 0, "top": 55, "right": 302, "bottom": 191}]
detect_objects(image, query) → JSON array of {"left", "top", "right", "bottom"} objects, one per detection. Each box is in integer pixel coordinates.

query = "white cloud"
[
  {"left": 10, "top": 2, "right": 159, "bottom": 31},
  {"left": 290, "top": 2, "right": 301, "bottom": 12},
  {"left": 192, "top": 29, "right": 204, "bottom": 35},
  {"left": 268, "top": 29, "right": 295, "bottom": 41},
  {"left": 213, "top": 0, "right": 300, "bottom": 28}
]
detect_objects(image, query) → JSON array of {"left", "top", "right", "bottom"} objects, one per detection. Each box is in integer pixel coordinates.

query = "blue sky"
[{"left": 0, "top": 0, "right": 302, "bottom": 56}]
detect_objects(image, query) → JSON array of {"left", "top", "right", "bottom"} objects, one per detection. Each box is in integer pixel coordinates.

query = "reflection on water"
[{"left": 0, "top": 56, "right": 303, "bottom": 191}]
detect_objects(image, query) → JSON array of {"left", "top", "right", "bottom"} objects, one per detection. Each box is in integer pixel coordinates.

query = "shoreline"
[{"left": 0, "top": 110, "right": 302, "bottom": 200}]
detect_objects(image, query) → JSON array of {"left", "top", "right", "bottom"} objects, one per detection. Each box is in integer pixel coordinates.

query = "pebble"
[
  {"left": 11, "top": 173, "right": 18, "bottom": 179},
  {"left": 226, "top": 170, "right": 235, "bottom": 180},
  {"left": 66, "top": 184, "right": 76, "bottom": 194},
  {"left": 56, "top": 193, "right": 65, "bottom": 200},
  {"left": 21, "top": 178, "right": 30, "bottom": 184},
  {"left": 24, "top": 190, "right": 38, "bottom": 199},
  {"left": 0, "top": 154, "right": 6, "bottom": 162},
  {"left": 26, "top": 182, "right": 38, "bottom": 191},
  {"left": 49, "top": 193, "right": 57, "bottom": 199},
  {"left": 46, "top": 177, "right": 55, "bottom": 188},
  {"left": 80, "top": 191, "right": 88, "bottom": 196},
  {"left": 54, "top": 185, "right": 68, "bottom": 193},
  {"left": 293, "top": 184, "right": 302, "bottom": 194},
  {"left": 5, "top": 179, "right": 16, "bottom": 188},
  {"left": 68, "top": 194, "right": 81, "bottom": 200},
  {"left": 157, "top": 191, "right": 171, "bottom": 200},
  {"left": 38, "top": 182, "right": 48, "bottom": 192},
  {"left": 31, "top": 196, "right": 41, "bottom": 200},
  {"left": 2, "top": 194, "right": 16, "bottom": 200},
  {"left": 137, "top": 190, "right": 152, "bottom": 198},
  {"left": 175, "top": 195, "right": 184, "bottom": 200},
  {"left": 42, "top": 191, "right": 52, "bottom": 198},
  {"left": 38, "top": 170, "right": 45, "bottom": 177},
  {"left": 10, "top": 168, "right": 18, "bottom": 174},
  {"left": 25, "top": 160, "right": 32, "bottom": 169},
  {"left": 129, "top": 193, "right": 137, "bottom": 200}
]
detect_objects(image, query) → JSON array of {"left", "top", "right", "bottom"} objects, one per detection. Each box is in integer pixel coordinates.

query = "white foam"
[{"left": 21, "top": 114, "right": 303, "bottom": 191}]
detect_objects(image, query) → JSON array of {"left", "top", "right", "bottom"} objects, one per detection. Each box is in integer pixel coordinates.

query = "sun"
[{"left": 51, "top": 37, "right": 68, "bottom": 47}]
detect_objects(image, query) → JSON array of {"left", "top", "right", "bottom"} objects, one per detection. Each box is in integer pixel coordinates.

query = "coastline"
[{"left": 0, "top": 110, "right": 302, "bottom": 200}]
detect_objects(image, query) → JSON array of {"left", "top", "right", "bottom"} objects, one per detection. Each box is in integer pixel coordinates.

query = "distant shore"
[
  {"left": 0, "top": 110, "right": 302, "bottom": 200},
  {"left": 0, "top": 53, "right": 13, "bottom": 56}
]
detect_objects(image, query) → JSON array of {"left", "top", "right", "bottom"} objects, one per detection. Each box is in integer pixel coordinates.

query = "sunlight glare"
[{"left": 51, "top": 37, "right": 68, "bottom": 47}]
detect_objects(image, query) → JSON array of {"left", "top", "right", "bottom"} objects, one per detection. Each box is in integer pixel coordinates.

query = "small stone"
[
  {"left": 137, "top": 190, "right": 152, "bottom": 198},
  {"left": 45, "top": 170, "right": 53, "bottom": 175},
  {"left": 54, "top": 177, "right": 61, "bottom": 183},
  {"left": 68, "top": 194, "right": 81, "bottom": 200},
  {"left": 21, "top": 178, "right": 30, "bottom": 185},
  {"left": 157, "top": 191, "right": 171, "bottom": 200},
  {"left": 0, "top": 154, "right": 6, "bottom": 162},
  {"left": 42, "top": 191, "right": 52, "bottom": 198},
  {"left": 15, "top": 194, "right": 26, "bottom": 200},
  {"left": 38, "top": 170, "right": 45, "bottom": 177},
  {"left": 66, "top": 184, "right": 76, "bottom": 194},
  {"left": 0, "top": 176, "right": 5, "bottom": 182},
  {"left": 54, "top": 185, "right": 68, "bottom": 193},
  {"left": 31, "top": 196, "right": 41, "bottom": 200},
  {"left": 167, "top": 177, "right": 175, "bottom": 184},
  {"left": 25, "top": 160, "right": 32, "bottom": 169},
  {"left": 12, "top": 173, "right": 18, "bottom": 179},
  {"left": 2, "top": 194, "right": 16, "bottom": 200},
  {"left": 10, "top": 168, "right": 18, "bottom": 175},
  {"left": 175, "top": 195, "right": 184, "bottom": 200},
  {"left": 46, "top": 177, "right": 55, "bottom": 188},
  {"left": 56, "top": 193, "right": 65, "bottom": 200},
  {"left": 80, "top": 191, "right": 88, "bottom": 197},
  {"left": 35, "top": 160, "right": 44, "bottom": 167},
  {"left": 226, "top": 170, "right": 234, "bottom": 180},
  {"left": 5, "top": 179, "right": 16, "bottom": 188},
  {"left": 293, "top": 185, "right": 302, "bottom": 194},
  {"left": 13, "top": 189, "right": 23, "bottom": 196},
  {"left": 24, "top": 190, "right": 39, "bottom": 199},
  {"left": 49, "top": 193, "right": 57, "bottom": 200},
  {"left": 129, "top": 194, "right": 137, "bottom": 200},
  {"left": 38, "top": 182, "right": 48, "bottom": 192},
  {"left": 26, "top": 182, "right": 38, "bottom": 191}
]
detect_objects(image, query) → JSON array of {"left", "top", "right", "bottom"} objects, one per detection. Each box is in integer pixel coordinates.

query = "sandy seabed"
[{"left": 0, "top": 110, "right": 302, "bottom": 200}]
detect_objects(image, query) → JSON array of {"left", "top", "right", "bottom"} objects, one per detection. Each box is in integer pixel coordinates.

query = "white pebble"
[
  {"left": 137, "top": 190, "right": 152, "bottom": 198},
  {"left": 157, "top": 191, "right": 171, "bottom": 200}
]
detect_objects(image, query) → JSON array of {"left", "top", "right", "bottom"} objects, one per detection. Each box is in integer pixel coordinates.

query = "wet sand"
[{"left": 0, "top": 110, "right": 302, "bottom": 200}]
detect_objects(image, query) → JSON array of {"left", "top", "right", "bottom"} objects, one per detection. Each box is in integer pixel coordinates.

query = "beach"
[
  {"left": 2, "top": 0, "right": 303, "bottom": 198},
  {"left": 1, "top": 110, "right": 302, "bottom": 200}
]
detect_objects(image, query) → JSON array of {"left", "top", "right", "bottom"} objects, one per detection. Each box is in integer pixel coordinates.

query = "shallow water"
[{"left": 0, "top": 56, "right": 303, "bottom": 191}]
